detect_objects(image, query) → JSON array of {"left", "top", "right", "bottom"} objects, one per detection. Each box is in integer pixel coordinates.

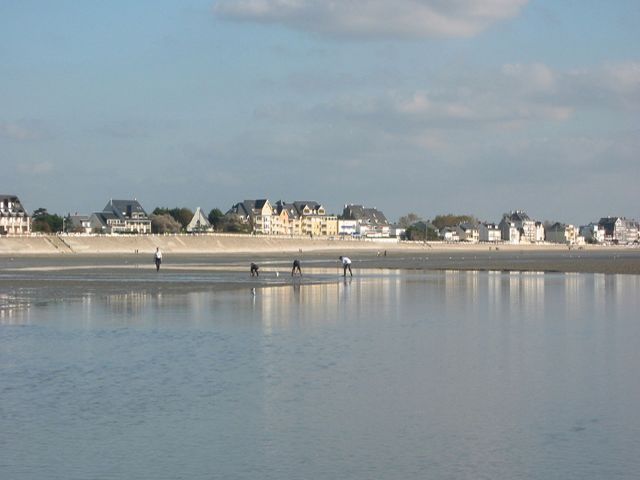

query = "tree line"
[
  {"left": 32, "top": 205, "right": 482, "bottom": 238},
  {"left": 398, "top": 212, "right": 477, "bottom": 241},
  {"left": 30, "top": 206, "right": 250, "bottom": 234}
]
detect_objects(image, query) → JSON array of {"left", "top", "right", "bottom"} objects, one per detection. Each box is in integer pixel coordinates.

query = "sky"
[{"left": 1, "top": 0, "right": 638, "bottom": 224}]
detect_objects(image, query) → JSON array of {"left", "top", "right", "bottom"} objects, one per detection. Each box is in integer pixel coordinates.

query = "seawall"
[{"left": 0, "top": 234, "right": 403, "bottom": 255}]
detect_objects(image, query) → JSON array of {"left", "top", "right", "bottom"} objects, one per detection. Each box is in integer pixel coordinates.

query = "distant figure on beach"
[
  {"left": 250, "top": 263, "right": 259, "bottom": 277},
  {"left": 154, "top": 247, "right": 162, "bottom": 272},
  {"left": 291, "top": 259, "right": 302, "bottom": 276},
  {"left": 339, "top": 256, "right": 353, "bottom": 277}
]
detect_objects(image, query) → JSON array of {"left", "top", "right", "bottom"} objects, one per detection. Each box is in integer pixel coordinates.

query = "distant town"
[{"left": 1, "top": 194, "right": 639, "bottom": 246}]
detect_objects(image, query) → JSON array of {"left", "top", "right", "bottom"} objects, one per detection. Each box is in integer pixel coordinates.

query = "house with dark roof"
[
  {"left": 0, "top": 194, "right": 31, "bottom": 235},
  {"left": 342, "top": 204, "right": 390, "bottom": 237},
  {"left": 598, "top": 217, "right": 639, "bottom": 244},
  {"left": 545, "top": 222, "right": 578, "bottom": 244},
  {"left": 478, "top": 222, "right": 501, "bottom": 242},
  {"left": 274, "top": 200, "right": 337, "bottom": 237},
  {"left": 226, "top": 199, "right": 273, "bottom": 234},
  {"left": 89, "top": 199, "right": 151, "bottom": 234},
  {"left": 65, "top": 214, "right": 92, "bottom": 234},
  {"left": 456, "top": 222, "right": 479, "bottom": 243},
  {"left": 579, "top": 223, "right": 605, "bottom": 244},
  {"left": 499, "top": 210, "right": 542, "bottom": 243}
]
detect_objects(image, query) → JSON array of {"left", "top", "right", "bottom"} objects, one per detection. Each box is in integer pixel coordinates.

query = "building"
[
  {"left": 579, "top": 223, "right": 606, "bottom": 244},
  {"left": 337, "top": 219, "right": 357, "bottom": 236},
  {"left": 498, "top": 216, "right": 521, "bottom": 244},
  {"left": 545, "top": 222, "right": 578, "bottom": 244},
  {"left": 500, "top": 210, "right": 539, "bottom": 243},
  {"left": 388, "top": 224, "right": 406, "bottom": 239},
  {"left": 65, "top": 214, "right": 92, "bottom": 234},
  {"left": 342, "top": 204, "right": 390, "bottom": 237},
  {"left": 293, "top": 201, "right": 331, "bottom": 237},
  {"left": 273, "top": 201, "right": 298, "bottom": 235},
  {"left": 440, "top": 226, "right": 460, "bottom": 242},
  {"left": 0, "top": 194, "right": 31, "bottom": 235},
  {"left": 478, "top": 222, "right": 501, "bottom": 243},
  {"left": 186, "top": 207, "right": 213, "bottom": 233},
  {"left": 227, "top": 199, "right": 274, "bottom": 235},
  {"left": 598, "top": 217, "right": 638, "bottom": 244},
  {"left": 534, "top": 222, "right": 545, "bottom": 243},
  {"left": 456, "top": 222, "right": 479, "bottom": 243},
  {"left": 90, "top": 199, "right": 151, "bottom": 234},
  {"left": 226, "top": 199, "right": 338, "bottom": 237}
]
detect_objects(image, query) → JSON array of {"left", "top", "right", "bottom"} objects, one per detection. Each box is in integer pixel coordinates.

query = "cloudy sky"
[{"left": 2, "top": 0, "right": 638, "bottom": 224}]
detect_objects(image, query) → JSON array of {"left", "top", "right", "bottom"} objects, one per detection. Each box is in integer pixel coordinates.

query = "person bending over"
[
  {"left": 291, "top": 259, "right": 302, "bottom": 276},
  {"left": 250, "top": 263, "right": 259, "bottom": 277},
  {"left": 339, "top": 256, "right": 352, "bottom": 277}
]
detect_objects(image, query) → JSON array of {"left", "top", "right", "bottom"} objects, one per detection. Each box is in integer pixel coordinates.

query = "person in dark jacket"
[{"left": 291, "top": 259, "right": 302, "bottom": 276}]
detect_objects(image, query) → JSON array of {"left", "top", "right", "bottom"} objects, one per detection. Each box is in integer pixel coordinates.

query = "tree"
[
  {"left": 432, "top": 214, "right": 477, "bottom": 231},
  {"left": 153, "top": 207, "right": 194, "bottom": 231},
  {"left": 172, "top": 208, "right": 194, "bottom": 229},
  {"left": 404, "top": 221, "right": 438, "bottom": 241},
  {"left": 219, "top": 214, "right": 252, "bottom": 233},
  {"left": 398, "top": 213, "right": 422, "bottom": 228},
  {"left": 32, "top": 208, "right": 64, "bottom": 233},
  {"left": 151, "top": 214, "right": 182, "bottom": 234},
  {"left": 208, "top": 208, "right": 225, "bottom": 231}
]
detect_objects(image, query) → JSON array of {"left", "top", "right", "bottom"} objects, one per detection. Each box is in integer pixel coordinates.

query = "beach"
[{"left": 1, "top": 235, "right": 640, "bottom": 278}]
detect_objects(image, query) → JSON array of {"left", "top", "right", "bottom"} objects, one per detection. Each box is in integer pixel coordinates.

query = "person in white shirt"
[
  {"left": 339, "top": 256, "right": 352, "bottom": 277},
  {"left": 154, "top": 247, "right": 162, "bottom": 272}
]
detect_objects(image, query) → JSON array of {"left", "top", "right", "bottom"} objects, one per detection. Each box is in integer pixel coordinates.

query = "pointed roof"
[{"left": 186, "top": 207, "right": 212, "bottom": 232}]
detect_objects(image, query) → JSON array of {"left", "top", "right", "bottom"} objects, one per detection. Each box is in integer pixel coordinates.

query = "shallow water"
[{"left": 1, "top": 271, "right": 640, "bottom": 479}]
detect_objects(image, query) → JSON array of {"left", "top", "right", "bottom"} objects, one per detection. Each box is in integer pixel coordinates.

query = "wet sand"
[{"left": 1, "top": 248, "right": 640, "bottom": 308}]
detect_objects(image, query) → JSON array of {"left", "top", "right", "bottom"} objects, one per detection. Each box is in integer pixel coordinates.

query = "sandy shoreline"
[
  {"left": 1, "top": 235, "right": 640, "bottom": 273},
  {"left": 1, "top": 247, "right": 639, "bottom": 313}
]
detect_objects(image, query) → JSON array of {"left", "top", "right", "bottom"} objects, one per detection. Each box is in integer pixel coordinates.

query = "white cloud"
[
  {"left": 603, "top": 62, "right": 640, "bottom": 94},
  {"left": 0, "top": 122, "right": 39, "bottom": 141},
  {"left": 17, "top": 161, "right": 54, "bottom": 175},
  {"left": 502, "top": 63, "right": 556, "bottom": 92},
  {"left": 214, "top": 0, "right": 530, "bottom": 38}
]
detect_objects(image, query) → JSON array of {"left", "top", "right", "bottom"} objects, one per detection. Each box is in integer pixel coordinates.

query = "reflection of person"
[
  {"left": 250, "top": 263, "right": 259, "bottom": 277},
  {"left": 339, "top": 256, "right": 352, "bottom": 277},
  {"left": 291, "top": 259, "right": 302, "bottom": 276},
  {"left": 154, "top": 247, "right": 162, "bottom": 272}
]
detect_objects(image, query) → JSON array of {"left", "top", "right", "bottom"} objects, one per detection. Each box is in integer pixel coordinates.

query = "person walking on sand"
[
  {"left": 250, "top": 262, "right": 259, "bottom": 277},
  {"left": 291, "top": 259, "right": 302, "bottom": 276},
  {"left": 154, "top": 247, "right": 162, "bottom": 272},
  {"left": 339, "top": 256, "right": 353, "bottom": 277}
]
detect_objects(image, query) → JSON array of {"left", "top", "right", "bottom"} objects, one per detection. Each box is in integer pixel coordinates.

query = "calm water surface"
[{"left": 1, "top": 271, "right": 640, "bottom": 479}]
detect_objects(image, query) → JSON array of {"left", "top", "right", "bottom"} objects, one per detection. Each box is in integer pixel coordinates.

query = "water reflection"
[
  {"left": 2, "top": 271, "right": 640, "bottom": 479},
  {"left": 2, "top": 272, "right": 639, "bottom": 328}
]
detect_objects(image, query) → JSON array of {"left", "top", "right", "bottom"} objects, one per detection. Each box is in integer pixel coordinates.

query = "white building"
[
  {"left": 456, "top": 223, "right": 479, "bottom": 243},
  {"left": 338, "top": 219, "right": 358, "bottom": 236},
  {"left": 579, "top": 224, "right": 605, "bottom": 244},
  {"left": 66, "top": 214, "right": 92, "bottom": 234},
  {"left": 90, "top": 199, "right": 152, "bottom": 234},
  {"left": 0, "top": 194, "right": 31, "bottom": 235},
  {"left": 186, "top": 207, "right": 213, "bottom": 233},
  {"left": 498, "top": 217, "right": 521, "bottom": 244},
  {"left": 441, "top": 227, "right": 460, "bottom": 242},
  {"left": 478, "top": 223, "right": 502, "bottom": 243}
]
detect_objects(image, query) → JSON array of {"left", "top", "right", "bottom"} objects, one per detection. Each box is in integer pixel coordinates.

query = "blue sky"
[{"left": 1, "top": 0, "right": 638, "bottom": 224}]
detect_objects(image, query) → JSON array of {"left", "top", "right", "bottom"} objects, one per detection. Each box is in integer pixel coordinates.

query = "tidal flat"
[{"left": 1, "top": 267, "right": 640, "bottom": 479}]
